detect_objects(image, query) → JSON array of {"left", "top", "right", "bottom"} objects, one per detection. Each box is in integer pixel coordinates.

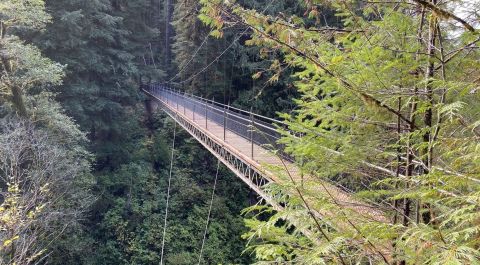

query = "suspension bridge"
[{"left": 142, "top": 84, "right": 387, "bottom": 225}]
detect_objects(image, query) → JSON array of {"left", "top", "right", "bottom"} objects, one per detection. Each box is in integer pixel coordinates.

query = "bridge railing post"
[
  {"left": 211, "top": 97, "right": 215, "bottom": 129},
  {"left": 250, "top": 109, "right": 255, "bottom": 160},
  {"left": 205, "top": 97, "right": 208, "bottom": 129},
  {"left": 183, "top": 91, "right": 186, "bottom": 116},
  {"left": 223, "top": 103, "right": 227, "bottom": 141},
  {"left": 168, "top": 89, "right": 171, "bottom": 105},
  {"left": 175, "top": 89, "right": 179, "bottom": 110},
  {"left": 193, "top": 99, "right": 196, "bottom": 122}
]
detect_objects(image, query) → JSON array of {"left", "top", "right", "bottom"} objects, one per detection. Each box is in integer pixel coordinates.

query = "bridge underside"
[{"left": 144, "top": 89, "right": 283, "bottom": 209}]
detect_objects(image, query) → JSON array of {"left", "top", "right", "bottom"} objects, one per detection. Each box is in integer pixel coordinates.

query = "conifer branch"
[
  {"left": 317, "top": 181, "right": 392, "bottom": 264},
  {"left": 225, "top": 12, "right": 415, "bottom": 129},
  {"left": 410, "top": 0, "right": 476, "bottom": 32}
]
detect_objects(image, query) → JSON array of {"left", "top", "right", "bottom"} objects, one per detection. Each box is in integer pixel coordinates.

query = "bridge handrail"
[
  {"left": 181, "top": 93, "right": 282, "bottom": 136},
  {"left": 152, "top": 84, "right": 289, "bottom": 128},
  {"left": 146, "top": 83, "right": 293, "bottom": 135},
  {"left": 143, "top": 83, "right": 295, "bottom": 162}
]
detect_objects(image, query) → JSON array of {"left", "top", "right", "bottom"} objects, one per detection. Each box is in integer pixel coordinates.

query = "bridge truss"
[{"left": 143, "top": 83, "right": 387, "bottom": 225}]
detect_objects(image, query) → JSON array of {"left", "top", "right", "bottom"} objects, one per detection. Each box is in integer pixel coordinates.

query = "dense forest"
[{"left": 0, "top": 0, "right": 479, "bottom": 264}]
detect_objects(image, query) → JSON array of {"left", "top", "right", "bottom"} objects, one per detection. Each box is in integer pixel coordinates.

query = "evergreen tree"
[
  {"left": 36, "top": 0, "right": 164, "bottom": 167},
  {"left": 172, "top": 0, "right": 301, "bottom": 116},
  {"left": 201, "top": 0, "right": 480, "bottom": 263},
  {"left": 27, "top": 1, "right": 257, "bottom": 264},
  {"left": 1, "top": 1, "right": 93, "bottom": 264}
]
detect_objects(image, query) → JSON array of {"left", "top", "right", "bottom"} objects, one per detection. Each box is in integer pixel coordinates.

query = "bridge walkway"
[{"left": 143, "top": 84, "right": 387, "bottom": 223}]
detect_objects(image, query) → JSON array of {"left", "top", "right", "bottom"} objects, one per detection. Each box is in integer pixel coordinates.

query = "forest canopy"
[{"left": 1, "top": 0, "right": 479, "bottom": 264}]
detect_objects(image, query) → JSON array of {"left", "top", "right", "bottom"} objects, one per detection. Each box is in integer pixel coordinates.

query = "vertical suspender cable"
[
  {"left": 160, "top": 120, "right": 177, "bottom": 265},
  {"left": 197, "top": 159, "right": 221, "bottom": 265}
]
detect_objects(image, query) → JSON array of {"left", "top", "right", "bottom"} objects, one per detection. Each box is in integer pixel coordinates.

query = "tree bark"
[
  {"left": 420, "top": 0, "right": 438, "bottom": 225},
  {"left": 11, "top": 86, "right": 28, "bottom": 117}
]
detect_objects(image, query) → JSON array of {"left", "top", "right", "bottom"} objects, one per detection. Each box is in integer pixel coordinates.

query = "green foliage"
[
  {"left": 0, "top": 0, "right": 64, "bottom": 116},
  {"left": 87, "top": 116, "right": 253, "bottom": 265},
  {"left": 2, "top": 0, "right": 292, "bottom": 263},
  {"left": 1, "top": 2, "right": 95, "bottom": 263},
  {"left": 12, "top": 0, "right": 478, "bottom": 263},
  {"left": 2, "top": 38, "right": 64, "bottom": 87},
  {"left": 0, "top": 0, "right": 51, "bottom": 29},
  {"left": 200, "top": 0, "right": 480, "bottom": 264},
  {"left": 0, "top": 117, "right": 94, "bottom": 264}
]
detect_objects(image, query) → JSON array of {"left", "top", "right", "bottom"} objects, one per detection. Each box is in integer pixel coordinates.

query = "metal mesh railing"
[{"left": 144, "top": 84, "right": 293, "bottom": 162}]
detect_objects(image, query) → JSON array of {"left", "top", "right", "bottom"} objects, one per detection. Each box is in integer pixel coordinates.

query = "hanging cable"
[
  {"left": 173, "top": 0, "right": 276, "bottom": 86},
  {"left": 197, "top": 159, "right": 221, "bottom": 265},
  {"left": 167, "top": 27, "right": 215, "bottom": 83},
  {"left": 149, "top": 42, "right": 158, "bottom": 69},
  {"left": 175, "top": 28, "right": 247, "bottom": 85},
  {"left": 160, "top": 120, "right": 177, "bottom": 265}
]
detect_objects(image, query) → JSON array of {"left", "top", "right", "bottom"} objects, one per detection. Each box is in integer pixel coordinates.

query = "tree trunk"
[
  {"left": 1, "top": 22, "right": 27, "bottom": 117},
  {"left": 11, "top": 86, "right": 28, "bottom": 117},
  {"left": 420, "top": 0, "right": 438, "bottom": 225}
]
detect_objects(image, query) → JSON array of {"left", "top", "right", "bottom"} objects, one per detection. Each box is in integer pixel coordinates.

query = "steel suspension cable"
[
  {"left": 197, "top": 159, "right": 221, "bottom": 265},
  {"left": 167, "top": 27, "right": 215, "bottom": 83},
  {"left": 174, "top": 0, "right": 276, "bottom": 85},
  {"left": 160, "top": 120, "right": 177, "bottom": 265}
]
